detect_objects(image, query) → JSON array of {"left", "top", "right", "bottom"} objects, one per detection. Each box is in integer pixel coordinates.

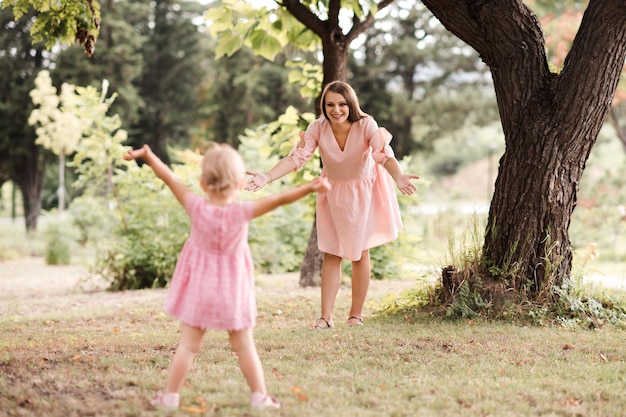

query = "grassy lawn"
[{"left": 1, "top": 259, "right": 625, "bottom": 417}]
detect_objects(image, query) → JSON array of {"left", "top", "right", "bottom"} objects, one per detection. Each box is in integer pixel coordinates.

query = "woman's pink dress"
[
  {"left": 289, "top": 115, "right": 402, "bottom": 261},
  {"left": 164, "top": 194, "right": 256, "bottom": 330}
]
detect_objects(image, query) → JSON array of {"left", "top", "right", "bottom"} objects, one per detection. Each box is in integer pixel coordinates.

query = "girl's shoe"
[
  {"left": 251, "top": 392, "right": 281, "bottom": 409},
  {"left": 150, "top": 392, "right": 180, "bottom": 409}
]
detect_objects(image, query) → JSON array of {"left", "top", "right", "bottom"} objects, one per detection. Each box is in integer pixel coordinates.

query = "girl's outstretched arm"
[
  {"left": 123, "top": 144, "right": 191, "bottom": 207},
  {"left": 252, "top": 177, "right": 331, "bottom": 219}
]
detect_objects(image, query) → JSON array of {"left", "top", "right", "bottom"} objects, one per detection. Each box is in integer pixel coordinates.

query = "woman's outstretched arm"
[
  {"left": 383, "top": 157, "right": 420, "bottom": 196},
  {"left": 245, "top": 157, "right": 298, "bottom": 192}
]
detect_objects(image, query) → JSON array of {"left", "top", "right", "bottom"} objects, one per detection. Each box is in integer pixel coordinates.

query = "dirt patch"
[
  {"left": 0, "top": 257, "right": 165, "bottom": 318},
  {"left": 0, "top": 257, "right": 420, "bottom": 319}
]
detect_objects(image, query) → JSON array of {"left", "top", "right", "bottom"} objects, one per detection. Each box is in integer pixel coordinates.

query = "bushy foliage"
[
  {"left": 85, "top": 142, "right": 319, "bottom": 290},
  {"left": 341, "top": 223, "right": 422, "bottom": 281},
  {"left": 102, "top": 162, "right": 190, "bottom": 290},
  {"left": 43, "top": 221, "right": 72, "bottom": 265},
  {"left": 375, "top": 284, "right": 439, "bottom": 322},
  {"left": 69, "top": 195, "right": 115, "bottom": 246},
  {"left": 528, "top": 276, "right": 626, "bottom": 329},
  {"left": 248, "top": 200, "right": 314, "bottom": 274}
]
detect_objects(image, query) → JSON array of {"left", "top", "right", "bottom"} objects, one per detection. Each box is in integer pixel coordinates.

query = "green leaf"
[
  {"left": 204, "top": 7, "right": 234, "bottom": 35},
  {"left": 215, "top": 32, "right": 244, "bottom": 58},
  {"left": 248, "top": 29, "right": 283, "bottom": 61}
]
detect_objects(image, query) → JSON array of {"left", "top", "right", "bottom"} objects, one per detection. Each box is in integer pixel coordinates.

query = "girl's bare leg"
[
  {"left": 229, "top": 328, "right": 267, "bottom": 394},
  {"left": 320, "top": 252, "right": 342, "bottom": 323},
  {"left": 349, "top": 249, "right": 371, "bottom": 321},
  {"left": 165, "top": 324, "right": 206, "bottom": 393}
]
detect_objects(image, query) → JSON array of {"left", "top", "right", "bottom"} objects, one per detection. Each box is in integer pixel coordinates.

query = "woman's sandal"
[
  {"left": 347, "top": 316, "right": 364, "bottom": 327},
  {"left": 311, "top": 317, "right": 334, "bottom": 330}
]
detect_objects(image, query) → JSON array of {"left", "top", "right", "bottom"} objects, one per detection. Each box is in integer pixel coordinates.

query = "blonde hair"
[{"left": 199, "top": 142, "right": 246, "bottom": 195}]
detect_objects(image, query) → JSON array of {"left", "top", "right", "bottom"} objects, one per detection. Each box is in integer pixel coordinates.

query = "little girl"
[{"left": 123, "top": 143, "right": 330, "bottom": 410}]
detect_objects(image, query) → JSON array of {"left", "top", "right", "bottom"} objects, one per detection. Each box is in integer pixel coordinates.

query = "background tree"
[
  {"left": 208, "top": 0, "right": 399, "bottom": 286},
  {"left": 421, "top": 0, "right": 626, "bottom": 307},
  {"left": 28, "top": 70, "right": 85, "bottom": 213},
  {"left": 198, "top": 48, "right": 310, "bottom": 149},
  {"left": 0, "top": 9, "right": 51, "bottom": 231},
  {"left": 52, "top": 0, "right": 148, "bottom": 130},
  {"left": 122, "top": 0, "right": 206, "bottom": 163},
  {"left": 349, "top": 2, "right": 498, "bottom": 159},
  {"left": 1, "top": 0, "right": 101, "bottom": 56}
]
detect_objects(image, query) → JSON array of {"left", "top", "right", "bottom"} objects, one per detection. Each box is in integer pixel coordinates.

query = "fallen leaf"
[
  {"left": 272, "top": 367, "right": 284, "bottom": 380},
  {"left": 599, "top": 352, "right": 608, "bottom": 362},
  {"left": 556, "top": 396, "right": 582, "bottom": 407},
  {"left": 71, "top": 354, "right": 81, "bottom": 361},
  {"left": 180, "top": 396, "right": 207, "bottom": 413},
  {"left": 180, "top": 406, "right": 207, "bottom": 413}
]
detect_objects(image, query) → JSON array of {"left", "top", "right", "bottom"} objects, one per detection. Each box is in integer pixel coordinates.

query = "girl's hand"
[
  {"left": 311, "top": 177, "right": 331, "bottom": 193},
  {"left": 245, "top": 171, "right": 271, "bottom": 192},
  {"left": 395, "top": 174, "right": 420, "bottom": 195},
  {"left": 123, "top": 144, "right": 151, "bottom": 161}
]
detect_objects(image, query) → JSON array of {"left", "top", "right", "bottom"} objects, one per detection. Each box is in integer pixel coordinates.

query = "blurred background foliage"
[{"left": 0, "top": 0, "right": 624, "bottom": 290}]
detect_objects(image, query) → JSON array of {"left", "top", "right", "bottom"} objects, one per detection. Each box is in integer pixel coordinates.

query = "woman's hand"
[
  {"left": 245, "top": 171, "right": 271, "bottom": 192},
  {"left": 395, "top": 174, "right": 420, "bottom": 195}
]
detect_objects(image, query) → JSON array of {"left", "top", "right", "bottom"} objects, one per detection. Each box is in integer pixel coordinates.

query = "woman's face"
[{"left": 324, "top": 91, "right": 350, "bottom": 125}]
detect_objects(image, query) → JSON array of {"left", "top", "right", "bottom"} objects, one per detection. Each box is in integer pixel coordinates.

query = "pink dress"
[
  {"left": 164, "top": 194, "right": 256, "bottom": 330},
  {"left": 289, "top": 115, "right": 402, "bottom": 261}
]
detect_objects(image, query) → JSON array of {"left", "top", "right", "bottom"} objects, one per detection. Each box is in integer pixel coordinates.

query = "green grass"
[{"left": 1, "top": 268, "right": 625, "bottom": 417}]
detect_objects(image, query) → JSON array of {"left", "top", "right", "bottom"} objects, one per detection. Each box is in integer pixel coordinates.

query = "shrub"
[
  {"left": 97, "top": 160, "right": 190, "bottom": 290},
  {"left": 43, "top": 222, "right": 71, "bottom": 265}
]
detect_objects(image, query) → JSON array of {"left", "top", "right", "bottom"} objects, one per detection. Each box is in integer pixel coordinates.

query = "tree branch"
[
  {"left": 278, "top": 0, "right": 326, "bottom": 38},
  {"left": 345, "top": 0, "right": 396, "bottom": 43},
  {"left": 421, "top": 0, "right": 551, "bottom": 130},
  {"left": 556, "top": 0, "right": 626, "bottom": 121}
]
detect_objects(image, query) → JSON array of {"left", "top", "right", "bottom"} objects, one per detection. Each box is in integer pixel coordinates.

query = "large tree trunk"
[
  {"left": 299, "top": 218, "right": 323, "bottom": 287},
  {"left": 421, "top": 0, "right": 626, "bottom": 305},
  {"left": 16, "top": 143, "right": 46, "bottom": 232}
]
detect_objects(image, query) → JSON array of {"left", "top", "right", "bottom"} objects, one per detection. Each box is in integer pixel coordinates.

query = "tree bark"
[
  {"left": 421, "top": 0, "right": 626, "bottom": 304},
  {"left": 58, "top": 153, "right": 65, "bottom": 213},
  {"left": 17, "top": 143, "right": 46, "bottom": 232},
  {"left": 299, "top": 218, "right": 323, "bottom": 287}
]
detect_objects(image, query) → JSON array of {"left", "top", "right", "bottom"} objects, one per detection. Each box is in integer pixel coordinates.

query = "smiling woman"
[{"left": 245, "top": 80, "right": 420, "bottom": 329}]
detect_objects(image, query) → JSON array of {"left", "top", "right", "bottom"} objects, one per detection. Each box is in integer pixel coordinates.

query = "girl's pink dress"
[
  {"left": 164, "top": 194, "right": 256, "bottom": 330},
  {"left": 289, "top": 115, "right": 402, "bottom": 261}
]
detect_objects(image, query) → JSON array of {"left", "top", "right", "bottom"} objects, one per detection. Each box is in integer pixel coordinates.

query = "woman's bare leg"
[
  {"left": 320, "top": 252, "right": 342, "bottom": 323},
  {"left": 349, "top": 249, "right": 371, "bottom": 322}
]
